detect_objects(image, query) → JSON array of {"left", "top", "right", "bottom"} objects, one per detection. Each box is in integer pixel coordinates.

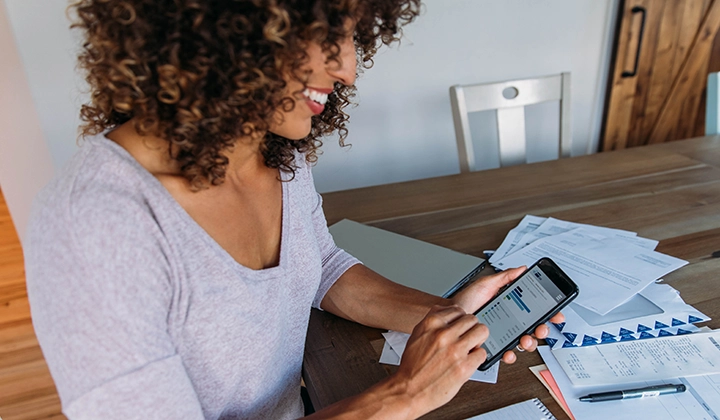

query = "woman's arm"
[
  {"left": 320, "top": 263, "right": 449, "bottom": 332},
  {"left": 322, "top": 263, "right": 562, "bottom": 351}
]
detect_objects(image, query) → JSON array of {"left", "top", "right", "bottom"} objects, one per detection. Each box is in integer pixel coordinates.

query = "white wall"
[
  {"left": 0, "top": 0, "right": 56, "bottom": 243},
  {"left": 313, "top": 0, "right": 617, "bottom": 192},
  {"left": 4, "top": 0, "right": 83, "bottom": 169},
  {"left": 3, "top": 0, "right": 616, "bottom": 199}
]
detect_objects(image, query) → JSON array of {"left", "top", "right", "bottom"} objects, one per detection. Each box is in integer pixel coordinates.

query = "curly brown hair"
[{"left": 70, "top": 0, "right": 421, "bottom": 189}]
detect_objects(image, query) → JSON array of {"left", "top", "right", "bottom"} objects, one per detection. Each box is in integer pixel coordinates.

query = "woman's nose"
[{"left": 327, "top": 37, "right": 357, "bottom": 86}]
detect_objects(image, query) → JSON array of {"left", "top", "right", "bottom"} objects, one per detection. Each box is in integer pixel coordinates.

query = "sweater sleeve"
[
  {"left": 304, "top": 165, "right": 361, "bottom": 310},
  {"left": 25, "top": 173, "right": 205, "bottom": 420}
]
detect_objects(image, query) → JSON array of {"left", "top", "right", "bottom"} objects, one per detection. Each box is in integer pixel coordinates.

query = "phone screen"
[{"left": 475, "top": 264, "right": 569, "bottom": 360}]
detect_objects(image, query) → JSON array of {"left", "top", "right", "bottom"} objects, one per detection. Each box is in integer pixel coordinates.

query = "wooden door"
[{"left": 601, "top": 0, "right": 720, "bottom": 151}]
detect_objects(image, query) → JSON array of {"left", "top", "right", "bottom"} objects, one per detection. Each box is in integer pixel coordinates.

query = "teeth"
[{"left": 303, "top": 88, "right": 329, "bottom": 105}]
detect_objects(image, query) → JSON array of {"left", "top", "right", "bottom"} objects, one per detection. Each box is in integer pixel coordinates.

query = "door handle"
[{"left": 622, "top": 6, "right": 647, "bottom": 78}]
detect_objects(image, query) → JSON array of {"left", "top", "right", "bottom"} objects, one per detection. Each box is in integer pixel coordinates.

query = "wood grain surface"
[
  {"left": 649, "top": 0, "right": 720, "bottom": 143},
  {"left": 304, "top": 135, "right": 720, "bottom": 419},
  {"left": 602, "top": 0, "right": 718, "bottom": 151},
  {"left": 0, "top": 190, "right": 65, "bottom": 420}
]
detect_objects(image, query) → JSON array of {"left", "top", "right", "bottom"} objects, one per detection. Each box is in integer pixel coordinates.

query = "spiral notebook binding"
[
  {"left": 466, "top": 398, "right": 559, "bottom": 419},
  {"left": 533, "top": 398, "right": 558, "bottom": 420}
]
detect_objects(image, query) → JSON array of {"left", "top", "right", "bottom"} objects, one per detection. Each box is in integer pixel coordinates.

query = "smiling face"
[{"left": 268, "top": 29, "right": 357, "bottom": 140}]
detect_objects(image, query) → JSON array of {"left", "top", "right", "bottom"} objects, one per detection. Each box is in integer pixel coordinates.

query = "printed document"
[
  {"left": 502, "top": 217, "right": 645, "bottom": 260},
  {"left": 489, "top": 215, "right": 546, "bottom": 264},
  {"left": 538, "top": 346, "right": 720, "bottom": 420},
  {"left": 551, "top": 330, "right": 720, "bottom": 386},
  {"left": 493, "top": 228, "right": 687, "bottom": 315}
]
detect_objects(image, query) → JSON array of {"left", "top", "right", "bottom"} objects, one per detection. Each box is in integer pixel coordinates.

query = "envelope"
[
  {"left": 549, "top": 282, "right": 709, "bottom": 346},
  {"left": 545, "top": 322, "right": 701, "bottom": 349}
]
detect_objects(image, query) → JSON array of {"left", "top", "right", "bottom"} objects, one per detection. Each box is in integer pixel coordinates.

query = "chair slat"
[
  {"left": 450, "top": 85, "right": 477, "bottom": 173},
  {"left": 560, "top": 72, "right": 573, "bottom": 158},
  {"left": 497, "top": 107, "right": 527, "bottom": 167}
]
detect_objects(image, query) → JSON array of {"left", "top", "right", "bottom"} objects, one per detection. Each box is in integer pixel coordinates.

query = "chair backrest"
[
  {"left": 706, "top": 72, "right": 720, "bottom": 135},
  {"left": 449, "top": 73, "right": 572, "bottom": 173}
]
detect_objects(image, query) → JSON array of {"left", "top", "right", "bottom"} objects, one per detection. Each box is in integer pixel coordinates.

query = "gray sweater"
[{"left": 25, "top": 135, "right": 359, "bottom": 419}]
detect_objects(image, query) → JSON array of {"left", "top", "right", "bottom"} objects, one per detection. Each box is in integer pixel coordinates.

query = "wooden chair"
[
  {"left": 706, "top": 72, "right": 720, "bottom": 135},
  {"left": 449, "top": 73, "right": 572, "bottom": 173}
]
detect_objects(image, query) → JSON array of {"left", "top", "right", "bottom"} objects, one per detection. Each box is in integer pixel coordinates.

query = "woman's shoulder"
[{"left": 31, "top": 135, "right": 161, "bottom": 232}]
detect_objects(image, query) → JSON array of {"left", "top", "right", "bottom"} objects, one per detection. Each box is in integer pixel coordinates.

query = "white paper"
[
  {"left": 489, "top": 215, "right": 546, "bottom": 264},
  {"left": 383, "top": 331, "right": 410, "bottom": 356},
  {"left": 612, "top": 234, "right": 659, "bottom": 251},
  {"left": 550, "top": 282, "right": 709, "bottom": 346},
  {"left": 493, "top": 228, "right": 688, "bottom": 315},
  {"left": 682, "top": 374, "right": 720, "bottom": 418},
  {"left": 499, "top": 217, "right": 642, "bottom": 262},
  {"left": 551, "top": 331, "right": 720, "bottom": 386},
  {"left": 538, "top": 346, "right": 717, "bottom": 420},
  {"left": 379, "top": 340, "right": 400, "bottom": 364},
  {"left": 380, "top": 331, "right": 499, "bottom": 383}
]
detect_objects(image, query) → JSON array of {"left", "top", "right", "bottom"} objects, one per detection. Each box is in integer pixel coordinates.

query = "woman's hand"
[
  {"left": 450, "top": 266, "right": 565, "bottom": 364},
  {"left": 391, "top": 305, "right": 489, "bottom": 417},
  {"left": 311, "top": 305, "right": 493, "bottom": 419}
]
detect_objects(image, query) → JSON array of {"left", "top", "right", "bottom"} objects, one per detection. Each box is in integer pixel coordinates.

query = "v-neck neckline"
[{"left": 97, "top": 134, "right": 289, "bottom": 277}]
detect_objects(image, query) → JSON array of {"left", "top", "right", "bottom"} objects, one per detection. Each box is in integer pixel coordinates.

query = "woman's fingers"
[
  {"left": 499, "top": 334, "right": 540, "bottom": 364},
  {"left": 482, "top": 266, "right": 526, "bottom": 291},
  {"left": 432, "top": 312, "right": 489, "bottom": 353},
  {"left": 420, "top": 305, "right": 560, "bottom": 368},
  {"left": 415, "top": 306, "right": 488, "bottom": 355},
  {"left": 533, "top": 323, "right": 550, "bottom": 339},
  {"left": 518, "top": 335, "right": 538, "bottom": 352},
  {"left": 450, "top": 266, "right": 527, "bottom": 314},
  {"left": 549, "top": 312, "right": 565, "bottom": 324},
  {"left": 421, "top": 305, "right": 466, "bottom": 329},
  {"left": 458, "top": 320, "right": 489, "bottom": 350}
]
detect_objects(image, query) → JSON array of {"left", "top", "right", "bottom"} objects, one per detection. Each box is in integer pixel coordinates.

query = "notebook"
[
  {"left": 328, "top": 219, "right": 485, "bottom": 297},
  {"left": 466, "top": 398, "right": 557, "bottom": 420}
]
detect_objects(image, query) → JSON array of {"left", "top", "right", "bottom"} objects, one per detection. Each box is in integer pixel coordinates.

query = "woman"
[{"left": 25, "top": 0, "right": 562, "bottom": 419}]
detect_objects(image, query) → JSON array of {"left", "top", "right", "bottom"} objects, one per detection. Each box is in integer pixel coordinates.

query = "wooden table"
[{"left": 302, "top": 136, "right": 720, "bottom": 419}]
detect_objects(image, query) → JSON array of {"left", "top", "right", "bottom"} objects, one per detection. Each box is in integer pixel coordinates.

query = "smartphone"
[{"left": 475, "top": 257, "right": 579, "bottom": 371}]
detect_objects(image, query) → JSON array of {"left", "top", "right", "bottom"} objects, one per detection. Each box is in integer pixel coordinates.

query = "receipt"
[{"left": 551, "top": 330, "right": 720, "bottom": 386}]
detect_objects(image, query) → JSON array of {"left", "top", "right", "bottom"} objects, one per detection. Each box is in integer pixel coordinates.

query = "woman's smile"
[{"left": 302, "top": 87, "right": 331, "bottom": 115}]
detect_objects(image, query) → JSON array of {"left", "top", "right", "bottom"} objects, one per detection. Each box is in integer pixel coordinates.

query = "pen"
[{"left": 579, "top": 384, "right": 686, "bottom": 402}]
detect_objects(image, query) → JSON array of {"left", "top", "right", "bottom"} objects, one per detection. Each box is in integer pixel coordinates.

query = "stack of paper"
[
  {"left": 535, "top": 329, "right": 720, "bottom": 420},
  {"left": 490, "top": 216, "right": 710, "bottom": 348},
  {"left": 491, "top": 216, "right": 717, "bottom": 419}
]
